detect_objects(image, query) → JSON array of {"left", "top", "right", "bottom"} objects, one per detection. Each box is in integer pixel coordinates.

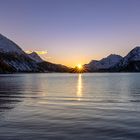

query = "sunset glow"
[
  {"left": 1, "top": 0, "right": 140, "bottom": 67},
  {"left": 0, "top": 0, "right": 140, "bottom": 139},
  {"left": 77, "top": 64, "right": 83, "bottom": 70},
  {"left": 25, "top": 50, "right": 48, "bottom": 55}
]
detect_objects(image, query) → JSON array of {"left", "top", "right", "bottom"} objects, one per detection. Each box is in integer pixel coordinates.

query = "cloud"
[
  {"left": 25, "top": 50, "right": 48, "bottom": 55},
  {"left": 25, "top": 50, "right": 51, "bottom": 61}
]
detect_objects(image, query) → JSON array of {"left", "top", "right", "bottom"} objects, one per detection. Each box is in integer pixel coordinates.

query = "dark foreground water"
[{"left": 0, "top": 73, "right": 140, "bottom": 140}]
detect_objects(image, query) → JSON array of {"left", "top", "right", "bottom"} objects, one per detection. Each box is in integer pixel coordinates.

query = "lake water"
[{"left": 0, "top": 73, "right": 140, "bottom": 140}]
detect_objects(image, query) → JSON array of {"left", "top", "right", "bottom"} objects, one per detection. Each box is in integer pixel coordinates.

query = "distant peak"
[
  {"left": 107, "top": 54, "right": 122, "bottom": 58},
  {"left": 28, "top": 51, "right": 44, "bottom": 63},
  {"left": 30, "top": 51, "right": 38, "bottom": 55}
]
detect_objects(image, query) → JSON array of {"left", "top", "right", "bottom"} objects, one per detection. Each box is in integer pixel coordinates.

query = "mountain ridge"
[
  {"left": 84, "top": 54, "right": 123, "bottom": 72},
  {"left": 28, "top": 52, "right": 44, "bottom": 63},
  {"left": 84, "top": 47, "right": 140, "bottom": 72},
  {"left": 0, "top": 33, "right": 140, "bottom": 73},
  {"left": 0, "top": 34, "right": 70, "bottom": 73}
]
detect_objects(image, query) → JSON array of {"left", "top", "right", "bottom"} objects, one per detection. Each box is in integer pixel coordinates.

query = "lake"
[{"left": 0, "top": 73, "right": 140, "bottom": 140}]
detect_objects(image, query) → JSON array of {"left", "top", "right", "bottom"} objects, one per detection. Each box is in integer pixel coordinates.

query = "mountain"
[
  {"left": 84, "top": 54, "right": 123, "bottom": 72},
  {"left": 0, "top": 34, "right": 41, "bottom": 73},
  {"left": 38, "top": 62, "right": 70, "bottom": 72},
  {"left": 1, "top": 33, "right": 140, "bottom": 73},
  {"left": 28, "top": 52, "right": 44, "bottom": 63},
  {"left": 0, "top": 34, "right": 70, "bottom": 73},
  {"left": 84, "top": 47, "right": 140, "bottom": 72},
  {"left": 112, "top": 47, "right": 140, "bottom": 72},
  {"left": 0, "top": 34, "right": 24, "bottom": 54},
  {"left": 0, "top": 51, "right": 42, "bottom": 73}
]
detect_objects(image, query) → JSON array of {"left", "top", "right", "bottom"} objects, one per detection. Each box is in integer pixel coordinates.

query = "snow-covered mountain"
[
  {"left": 0, "top": 51, "right": 41, "bottom": 72},
  {"left": 84, "top": 47, "right": 140, "bottom": 72},
  {"left": 120, "top": 47, "right": 140, "bottom": 66},
  {"left": 1, "top": 33, "right": 140, "bottom": 73},
  {"left": 28, "top": 52, "right": 44, "bottom": 63},
  {"left": 0, "top": 34, "right": 24, "bottom": 54},
  {"left": 84, "top": 54, "right": 123, "bottom": 72},
  {"left": 0, "top": 34, "right": 40, "bottom": 72},
  {"left": 0, "top": 34, "right": 70, "bottom": 73},
  {"left": 113, "top": 47, "right": 140, "bottom": 72}
]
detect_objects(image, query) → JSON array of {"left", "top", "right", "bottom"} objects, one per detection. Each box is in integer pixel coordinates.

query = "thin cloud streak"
[{"left": 25, "top": 50, "right": 48, "bottom": 55}]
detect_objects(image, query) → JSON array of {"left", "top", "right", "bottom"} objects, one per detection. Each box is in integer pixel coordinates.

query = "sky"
[{"left": 0, "top": 0, "right": 140, "bottom": 67}]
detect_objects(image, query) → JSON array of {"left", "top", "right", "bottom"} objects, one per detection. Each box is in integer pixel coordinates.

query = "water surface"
[{"left": 0, "top": 73, "right": 140, "bottom": 140}]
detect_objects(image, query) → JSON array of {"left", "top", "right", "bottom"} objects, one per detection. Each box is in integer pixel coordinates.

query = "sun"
[
  {"left": 72, "top": 64, "right": 85, "bottom": 73},
  {"left": 77, "top": 64, "right": 83, "bottom": 69}
]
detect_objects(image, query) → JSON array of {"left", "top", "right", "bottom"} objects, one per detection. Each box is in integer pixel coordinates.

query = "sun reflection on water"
[{"left": 77, "top": 74, "right": 83, "bottom": 101}]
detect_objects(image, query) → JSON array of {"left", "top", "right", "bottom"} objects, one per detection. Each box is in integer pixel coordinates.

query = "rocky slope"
[
  {"left": 84, "top": 47, "right": 140, "bottom": 72},
  {"left": 0, "top": 34, "right": 70, "bottom": 73},
  {"left": 112, "top": 47, "right": 140, "bottom": 72},
  {"left": 0, "top": 33, "right": 140, "bottom": 73},
  {"left": 28, "top": 52, "right": 44, "bottom": 63},
  {"left": 84, "top": 54, "right": 123, "bottom": 72}
]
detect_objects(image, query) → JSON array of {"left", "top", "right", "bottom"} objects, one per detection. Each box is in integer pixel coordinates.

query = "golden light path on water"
[{"left": 77, "top": 74, "right": 83, "bottom": 101}]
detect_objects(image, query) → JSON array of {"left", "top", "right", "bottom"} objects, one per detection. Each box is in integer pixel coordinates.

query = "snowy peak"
[
  {"left": 0, "top": 33, "right": 70, "bottom": 73},
  {"left": 28, "top": 52, "right": 44, "bottom": 63},
  {"left": 116, "top": 46, "right": 140, "bottom": 69},
  {"left": 100, "top": 54, "right": 123, "bottom": 66},
  {"left": 0, "top": 34, "right": 24, "bottom": 54},
  {"left": 85, "top": 54, "right": 122, "bottom": 71},
  {"left": 125, "top": 46, "right": 140, "bottom": 61}
]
